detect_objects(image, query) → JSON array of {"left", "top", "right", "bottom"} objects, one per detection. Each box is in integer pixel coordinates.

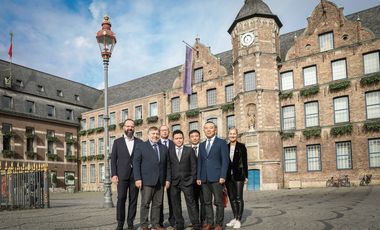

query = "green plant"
[
  {"left": 65, "top": 138, "right": 75, "bottom": 145},
  {"left": 119, "top": 122, "right": 125, "bottom": 128},
  {"left": 279, "top": 91, "right": 293, "bottom": 100},
  {"left": 186, "top": 109, "right": 200, "bottom": 118},
  {"left": 2, "top": 150, "right": 15, "bottom": 158},
  {"left": 96, "top": 154, "right": 105, "bottom": 160},
  {"left": 303, "top": 127, "right": 321, "bottom": 139},
  {"left": 108, "top": 124, "right": 116, "bottom": 130},
  {"left": 47, "top": 136, "right": 59, "bottom": 142},
  {"left": 95, "top": 127, "right": 104, "bottom": 133},
  {"left": 363, "top": 119, "right": 380, "bottom": 132},
  {"left": 87, "top": 155, "right": 95, "bottom": 161},
  {"left": 168, "top": 113, "right": 181, "bottom": 121},
  {"left": 329, "top": 80, "right": 351, "bottom": 92},
  {"left": 330, "top": 123, "right": 353, "bottom": 136},
  {"left": 78, "top": 130, "right": 87, "bottom": 136},
  {"left": 147, "top": 116, "right": 159, "bottom": 123},
  {"left": 360, "top": 72, "right": 380, "bottom": 86},
  {"left": 221, "top": 103, "right": 234, "bottom": 112},
  {"left": 26, "top": 151, "right": 37, "bottom": 159},
  {"left": 47, "top": 153, "right": 58, "bottom": 161},
  {"left": 65, "top": 155, "right": 77, "bottom": 162},
  {"left": 86, "top": 128, "right": 95, "bottom": 135},
  {"left": 25, "top": 133, "right": 36, "bottom": 139},
  {"left": 80, "top": 156, "right": 87, "bottom": 161},
  {"left": 66, "top": 175, "right": 75, "bottom": 181},
  {"left": 280, "top": 131, "right": 295, "bottom": 140},
  {"left": 135, "top": 119, "right": 143, "bottom": 126},
  {"left": 3, "top": 131, "right": 15, "bottom": 138},
  {"left": 300, "top": 85, "right": 319, "bottom": 97}
]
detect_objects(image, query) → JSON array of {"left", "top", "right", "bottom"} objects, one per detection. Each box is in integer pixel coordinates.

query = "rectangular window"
[
  {"left": 99, "top": 163, "right": 105, "bottom": 183},
  {"left": 57, "top": 90, "right": 63, "bottom": 97},
  {"left": 81, "top": 119, "right": 86, "bottom": 130},
  {"left": 26, "top": 100, "right": 35, "bottom": 113},
  {"left": 75, "top": 95, "right": 80, "bottom": 101},
  {"left": 121, "top": 109, "right": 128, "bottom": 121},
  {"left": 81, "top": 141, "right": 87, "bottom": 156},
  {"left": 207, "top": 118, "right": 217, "bottom": 126},
  {"left": 281, "top": 71, "right": 293, "bottom": 91},
  {"left": 26, "top": 127, "right": 35, "bottom": 152},
  {"left": 369, "top": 139, "right": 380, "bottom": 168},
  {"left": 47, "top": 130, "right": 55, "bottom": 155},
  {"left": 189, "top": 121, "right": 198, "bottom": 131},
  {"left": 135, "top": 132, "right": 142, "bottom": 139},
  {"left": 305, "top": 102, "right": 319, "bottom": 127},
  {"left": 172, "top": 124, "right": 180, "bottom": 132},
  {"left": 284, "top": 147, "right": 297, "bottom": 172},
  {"left": 207, "top": 89, "right": 217, "bottom": 106},
  {"left": 90, "top": 164, "right": 96, "bottom": 183},
  {"left": 109, "top": 112, "right": 116, "bottom": 125},
  {"left": 89, "top": 117, "right": 95, "bottom": 129},
  {"left": 227, "top": 115, "right": 235, "bottom": 130},
  {"left": 89, "top": 140, "right": 95, "bottom": 156},
  {"left": 319, "top": 32, "right": 334, "bottom": 52},
  {"left": 64, "top": 171, "right": 75, "bottom": 185},
  {"left": 2, "top": 96, "right": 12, "bottom": 109},
  {"left": 2, "top": 123, "right": 12, "bottom": 151},
  {"left": 189, "top": 93, "right": 198, "bottom": 110},
  {"left": 135, "top": 106, "right": 142, "bottom": 120},
  {"left": 98, "top": 115, "right": 104, "bottom": 128},
  {"left": 307, "top": 145, "right": 321, "bottom": 171},
  {"left": 194, "top": 68, "right": 203, "bottom": 83},
  {"left": 47, "top": 105, "right": 55, "bottom": 117},
  {"left": 334, "top": 97, "right": 349, "bottom": 123},
  {"left": 244, "top": 72, "right": 256, "bottom": 91},
  {"left": 366, "top": 91, "right": 380, "bottom": 119},
  {"left": 303, "top": 66, "right": 317, "bottom": 86},
  {"left": 149, "top": 102, "right": 158, "bottom": 117},
  {"left": 81, "top": 165, "right": 87, "bottom": 183},
  {"left": 282, "top": 106, "right": 295, "bottom": 130},
  {"left": 336, "top": 141, "right": 352, "bottom": 170},
  {"left": 171, "top": 97, "right": 180, "bottom": 113},
  {"left": 225, "top": 84, "right": 234, "bottom": 103},
  {"left": 65, "top": 109, "right": 73, "bottom": 120},
  {"left": 98, "top": 138, "right": 104, "bottom": 156},
  {"left": 65, "top": 132, "right": 73, "bottom": 156},
  {"left": 109, "top": 136, "right": 116, "bottom": 154},
  {"left": 363, "top": 52, "right": 380, "bottom": 74},
  {"left": 332, "top": 59, "right": 347, "bottom": 80},
  {"left": 37, "top": 85, "right": 44, "bottom": 92}
]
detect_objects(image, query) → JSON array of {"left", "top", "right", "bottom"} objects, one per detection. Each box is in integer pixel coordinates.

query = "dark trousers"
[
  {"left": 226, "top": 178, "right": 245, "bottom": 220},
  {"left": 194, "top": 184, "right": 206, "bottom": 224},
  {"left": 170, "top": 183, "right": 200, "bottom": 230},
  {"left": 202, "top": 182, "right": 224, "bottom": 226},
  {"left": 140, "top": 185, "right": 164, "bottom": 228},
  {"left": 160, "top": 188, "right": 175, "bottom": 226},
  {"left": 116, "top": 177, "right": 139, "bottom": 227}
]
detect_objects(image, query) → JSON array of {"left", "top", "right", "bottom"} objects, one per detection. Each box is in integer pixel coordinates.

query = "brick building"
[{"left": 2, "top": 0, "right": 380, "bottom": 192}]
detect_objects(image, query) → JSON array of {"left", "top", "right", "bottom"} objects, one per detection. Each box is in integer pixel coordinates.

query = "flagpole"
[{"left": 182, "top": 40, "right": 197, "bottom": 51}]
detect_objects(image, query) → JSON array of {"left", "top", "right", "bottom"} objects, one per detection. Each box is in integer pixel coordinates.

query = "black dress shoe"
[{"left": 116, "top": 222, "right": 124, "bottom": 230}]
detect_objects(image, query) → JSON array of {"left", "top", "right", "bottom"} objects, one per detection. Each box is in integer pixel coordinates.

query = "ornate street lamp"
[{"left": 96, "top": 15, "right": 116, "bottom": 208}]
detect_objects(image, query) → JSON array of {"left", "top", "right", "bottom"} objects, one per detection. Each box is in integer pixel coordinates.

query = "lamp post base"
[{"left": 103, "top": 179, "right": 114, "bottom": 208}]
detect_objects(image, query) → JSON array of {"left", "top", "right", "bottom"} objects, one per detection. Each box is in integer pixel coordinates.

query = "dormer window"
[
  {"left": 16, "top": 79, "right": 24, "bottom": 87},
  {"left": 319, "top": 32, "right": 334, "bottom": 52},
  {"left": 38, "top": 85, "right": 44, "bottom": 92},
  {"left": 57, "top": 90, "right": 63, "bottom": 97},
  {"left": 75, "top": 95, "right": 80, "bottom": 101}
]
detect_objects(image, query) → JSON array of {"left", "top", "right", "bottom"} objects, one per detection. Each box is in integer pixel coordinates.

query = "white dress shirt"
[{"left": 124, "top": 135, "right": 134, "bottom": 156}]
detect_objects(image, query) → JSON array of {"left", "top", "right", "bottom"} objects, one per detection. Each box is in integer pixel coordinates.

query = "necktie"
[
  {"left": 206, "top": 139, "right": 211, "bottom": 156},
  {"left": 193, "top": 146, "right": 198, "bottom": 157},
  {"left": 177, "top": 147, "right": 182, "bottom": 161},
  {"left": 163, "top": 140, "right": 167, "bottom": 148},
  {"left": 153, "top": 144, "right": 160, "bottom": 162}
]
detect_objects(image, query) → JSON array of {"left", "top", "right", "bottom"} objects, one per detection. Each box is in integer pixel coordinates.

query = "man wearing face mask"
[{"left": 111, "top": 119, "right": 143, "bottom": 230}]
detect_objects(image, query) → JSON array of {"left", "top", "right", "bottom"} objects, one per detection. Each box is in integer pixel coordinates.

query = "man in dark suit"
[
  {"left": 196, "top": 122, "right": 229, "bottom": 230},
  {"left": 159, "top": 125, "right": 175, "bottom": 228},
  {"left": 189, "top": 129, "right": 205, "bottom": 226},
  {"left": 169, "top": 130, "right": 200, "bottom": 230},
  {"left": 133, "top": 126, "right": 171, "bottom": 230},
  {"left": 111, "top": 119, "right": 143, "bottom": 230}
]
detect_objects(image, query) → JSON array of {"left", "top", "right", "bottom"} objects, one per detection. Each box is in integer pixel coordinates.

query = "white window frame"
[
  {"left": 281, "top": 71, "right": 294, "bottom": 91},
  {"left": 171, "top": 97, "right": 180, "bottom": 113},
  {"left": 244, "top": 72, "right": 256, "bottom": 91},
  {"left": 305, "top": 102, "right": 319, "bottom": 128},
  {"left": 194, "top": 68, "right": 203, "bottom": 83},
  {"left": 225, "top": 84, "right": 234, "bottom": 103},
  {"left": 363, "top": 52, "right": 380, "bottom": 74},
  {"left": 303, "top": 66, "right": 317, "bottom": 86},
  {"left": 207, "top": 89, "right": 217, "bottom": 106},
  {"left": 284, "top": 147, "right": 297, "bottom": 172},
  {"left": 334, "top": 97, "right": 349, "bottom": 123},
  {"left": 282, "top": 106, "right": 295, "bottom": 131},
  {"left": 336, "top": 141, "right": 352, "bottom": 170},
  {"left": 189, "top": 93, "right": 198, "bottom": 110},
  {"left": 369, "top": 139, "right": 380, "bottom": 168},
  {"left": 135, "top": 106, "right": 142, "bottom": 120},
  {"left": 366, "top": 91, "right": 380, "bottom": 120},
  {"left": 149, "top": 102, "right": 158, "bottom": 117},
  {"left": 307, "top": 145, "right": 321, "bottom": 171},
  {"left": 319, "top": 32, "right": 334, "bottom": 52},
  {"left": 332, "top": 59, "right": 347, "bottom": 80}
]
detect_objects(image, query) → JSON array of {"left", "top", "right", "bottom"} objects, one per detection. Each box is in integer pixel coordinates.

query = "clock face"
[{"left": 241, "top": 32, "right": 255, "bottom": 47}]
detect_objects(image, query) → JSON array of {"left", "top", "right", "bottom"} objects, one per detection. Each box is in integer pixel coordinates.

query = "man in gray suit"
[{"left": 133, "top": 126, "right": 171, "bottom": 230}]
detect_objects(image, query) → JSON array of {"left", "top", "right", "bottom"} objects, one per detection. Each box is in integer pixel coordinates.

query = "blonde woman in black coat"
[{"left": 225, "top": 128, "right": 248, "bottom": 229}]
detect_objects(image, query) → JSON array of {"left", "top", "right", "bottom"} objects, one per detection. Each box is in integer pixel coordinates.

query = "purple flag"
[{"left": 183, "top": 46, "right": 193, "bottom": 95}]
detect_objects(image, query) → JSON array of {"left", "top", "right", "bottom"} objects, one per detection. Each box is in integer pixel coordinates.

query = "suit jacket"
[
  {"left": 227, "top": 142, "right": 248, "bottom": 181},
  {"left": 169, "top": 145, "right": 197, "bottom": 187},
  {"left": 197, "top": 136, "right": 229, "bottom": 183},
  {"left": 133, "top": 140, "right": 171, "bottom": 186},
  {"left": 160, "top": 139, "right": 175, "bottom": 152},
  {"left": 111, "top": 136, "right": 142, "bottom": 180}
]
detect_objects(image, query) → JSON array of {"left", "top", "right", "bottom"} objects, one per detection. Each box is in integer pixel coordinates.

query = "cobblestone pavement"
[{"left": 1, "top": 186, "right": 379, "bottom": 230}]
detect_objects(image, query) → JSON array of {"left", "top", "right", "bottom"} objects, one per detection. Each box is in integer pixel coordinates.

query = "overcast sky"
[{"left": 0, "top": 0, "right": 378, "bottom": 89}]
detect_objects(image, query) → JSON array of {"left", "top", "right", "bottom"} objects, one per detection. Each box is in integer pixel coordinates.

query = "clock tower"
[{"left": 228, "top": 0, "right": 283, "bottom": 190}]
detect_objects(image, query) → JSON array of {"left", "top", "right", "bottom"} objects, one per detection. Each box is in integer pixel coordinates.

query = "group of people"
[{"left": 111, "top": 119, "right": 248, "bottom": 230}]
